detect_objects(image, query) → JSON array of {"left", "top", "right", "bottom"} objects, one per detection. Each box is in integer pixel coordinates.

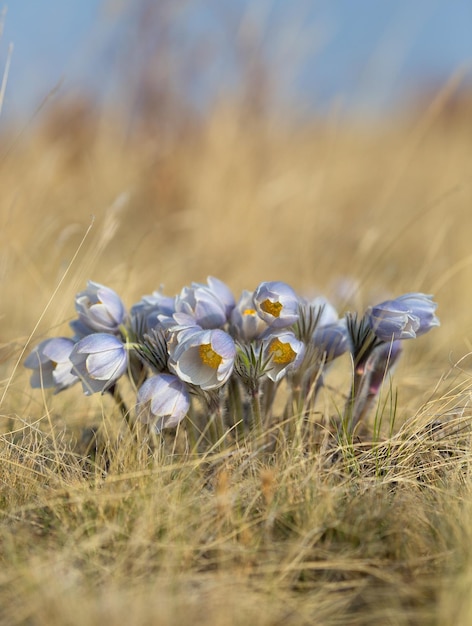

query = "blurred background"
[{"left": 1, "top": 0, "right": 472, "bottom": 413}]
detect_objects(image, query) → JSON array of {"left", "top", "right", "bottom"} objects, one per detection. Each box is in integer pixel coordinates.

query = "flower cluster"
[{"left": 25, "top": 279, "right": 440, "bottom": 437}]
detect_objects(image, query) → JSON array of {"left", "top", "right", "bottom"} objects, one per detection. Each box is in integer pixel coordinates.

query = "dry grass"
[{"left": 1, "top": 71, "right": 472, "bottom": 624}]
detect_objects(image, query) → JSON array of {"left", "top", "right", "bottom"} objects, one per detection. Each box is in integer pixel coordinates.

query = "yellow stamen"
[
  {"left": 260, "top": 299, "right": 283, "bottom": 318},
  {"left": 199, "top": 343, "right": 222, "bottom": 369},
  {"left": 268, "top": 338, "right": 296, "bottom": 364},
  {"left": 243, "top": 308, "right": 257, "bottom": 316}
]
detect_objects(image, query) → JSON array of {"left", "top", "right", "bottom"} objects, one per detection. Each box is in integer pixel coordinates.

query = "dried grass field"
[{"left": 1, "top": 75, "right": 472, "bottom": 625}]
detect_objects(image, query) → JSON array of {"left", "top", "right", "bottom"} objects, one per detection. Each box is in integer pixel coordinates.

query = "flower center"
[
  {"left": 260, "top": 299, "right": 283, "bottom": 318},
  {"left": 268, "top": 338, "right": 296, "bottom": 364},
  {"left": 199, "top": 343, "right": 223, "bottom": 369},
  {"left": 243, "top": 308, "right": 257, "bottom": 316}
]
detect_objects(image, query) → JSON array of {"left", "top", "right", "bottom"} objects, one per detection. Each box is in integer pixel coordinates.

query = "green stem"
[
  {"left": 344, "top": 367, "right": 371, "bottom": 436},
  {"left": 205, "top": 391, "right": 226, "bottom": 450},
  {"left": 229, "top": 377, "right": 245, "bottom": 442},
  {"left": 251, "top": 387, "right": 264, "bottom": 436},
  {"left": 260, "top": 379, "right": 277, "bottom": 428}
]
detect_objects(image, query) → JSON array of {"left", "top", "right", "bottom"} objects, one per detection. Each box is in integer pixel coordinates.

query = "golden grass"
[{"left": 1, "top": 83, "right": 472, "bottom": 624}]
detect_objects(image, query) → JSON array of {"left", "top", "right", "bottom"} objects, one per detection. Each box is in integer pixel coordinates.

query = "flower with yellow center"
[
  {"left": 230, "top": 290, "right": 269, "bottom": 340},
  {"left": 260, "top": 299, "right": 283, "bottom": 318},
  {"left": 268, "top": 338, "right": 297, "bottom": 364},
  {"left": 253, "top": 281, "right": 299, "bottom": 329},
  {"left": 199, "top": 343, "right": 223, "bottom": 369},
  {"left": 263, "top": 330, "right": 306, "bottom": 382},
  {"left": 168, "top": 327, "right": 236, "bottom": 390}
]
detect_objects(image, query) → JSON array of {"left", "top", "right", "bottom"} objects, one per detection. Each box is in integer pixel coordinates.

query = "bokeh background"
[{"left": 1, "top": 0, "right": 472, "bottom": 417}]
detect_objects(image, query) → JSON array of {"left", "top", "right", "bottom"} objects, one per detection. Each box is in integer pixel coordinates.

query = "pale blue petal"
[
  {"left": 42, "top": 337, "right": 75, "bottom": 363},
  {"left": 86, "top": 349, "right": 127, "bottom": 380},
  {"left": 75, "top": 333, "right": 123, "bottom": 354},
  {"left": 97, "top": 286, "right": 126, "bottom": 324}
]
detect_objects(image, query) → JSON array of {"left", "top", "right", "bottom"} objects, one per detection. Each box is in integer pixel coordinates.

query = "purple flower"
[
  {"left": 69, "top": 318, "right": 97, "bottom": 341},
  {"left": 205, "top": 276, "right": 235, "bottom": 319},
  {"left": 253, "top": 281, "right": 299, "bottom": 329},
  {"left": 305, "top": 295, "right": 339, "bottom": 327},
  {"left": 130, "top": 290, "right": 176, "bottom": 335},
  {"left": 367, "top": 293, "right": 440, "bottom": 341},
  {"left": 70, "top": 333, "right": 128, "bottom": 395},
  {"left": 230, "top": 290, "right": 269, "bottom": 341},
  {"left": 262, "top": 330, "right": 306, "bottom": 382},
  {"left": 168, "top": 327, "right": 236, "bottom": 390},
  {"left": 172, "top": 280, "right": 229, "bottom": 329},
  {"left": 136, "top": 373, "right": 190, "bottom": 432},
  {"left": 24, "top": 337, "right": 78, "bottom": 393},
  {"left": 312, "top": 319, "right": 349, "bottom": 361},
  {"left": 74, "top": 281, "right": 127, "bottom": 334}
]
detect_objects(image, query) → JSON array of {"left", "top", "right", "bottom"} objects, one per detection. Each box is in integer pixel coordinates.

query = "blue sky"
[{"left": 1, "top": 0, "right": 471, "bottom": 125}]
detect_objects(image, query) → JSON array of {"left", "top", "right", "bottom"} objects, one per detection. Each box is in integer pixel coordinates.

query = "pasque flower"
[
  {"left": 253, "top": 281, "right": 299, "bottom": 329},
  {"left": 262, "top": 330, "right": 305, "bottom": 382},
  {"left": 24, "top": 275, "right": 442, "bottom": 441},
  {"left": 74, "top": 281, "right": 127, "bottom": 334},
  {"left": 170, "top": 277, "right": 234, "bottom": 329},
  {"left": 230, "top": 289, "right": 269, "bottom": 341},
  {"left": 24, "top": 337, "right": 78, "bottom": 393},
  {"left": 367, "top": 293, "right": 439, "bottom": 341},
  {"left": 70, "top": 333, "right": 128, "bottom": 395},
  {"left": 136, "top": 373, "right": 190, "bottom": 432},
  {"left": 130, "top": 290, "right": 176, "bottom": 334},
  {"left": 168, "top": 327, "right": 236, "bottom": 390},
  {"left": 296, "top": 295, "right": 340, "bottom": 343},
  {"left": 312, "top": 319, "right": 349, "bottom": 361},
  {"left": 306, "top": 295, "right": 339, "bottom": 327},
  {"left": 205, "top": 276, "right": 235, "bottom": 319}
]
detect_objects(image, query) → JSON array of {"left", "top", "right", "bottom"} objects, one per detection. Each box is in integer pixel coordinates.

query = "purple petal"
[
  {"left": 75, "top": 333, "right": 123, "bottom": 354},
  {"left": 42, "top": 337, "right": 75, "bottom": 363},
  {"left": 86, "top": 349, "right": 127, "bottom": 380},
  {"left": 97, "top": 286, "right": 126, "bottom": 324}
]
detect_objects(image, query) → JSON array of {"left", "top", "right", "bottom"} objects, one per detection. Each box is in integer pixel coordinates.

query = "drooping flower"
[
  {"left": 262, "top": 330, "right": 306, "bottom": 382},
  {"left": 70, "top": 333, "right": 128, "bottom": 395},
  {"left": 168, "top": 327, "right": 236, "bottom": 390},
  {"left": 136, "top": 373, "right": 190, "bottom": 432},
  {"left": 230, "top": 289, "right": 269, "bottom": 341},
  {"left": 367, "top": 293, "right": 440, "bottom": 341},
  {"left": 24, "top": 337, "right": 78, "bottom": 393},
  {"left": 74, "top": 281, "right": 127, "bottom": 334},
  {"left": 253, "top": 281, "right": 300, "bottom": 329}
]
